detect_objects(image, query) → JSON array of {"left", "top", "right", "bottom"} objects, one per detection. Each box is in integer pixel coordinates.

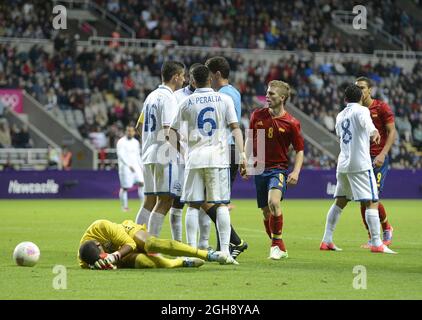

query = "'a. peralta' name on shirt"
[{"left": 191, "top": 95, "right": 222, "bottom": 105}]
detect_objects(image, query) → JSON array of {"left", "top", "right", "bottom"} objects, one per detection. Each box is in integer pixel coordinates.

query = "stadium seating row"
[
  {"left": 100, "top": 0, "right": 422, "bottom": 52},
  {"left": 2, "top": 1, "right": 421, "bottom": 51}
]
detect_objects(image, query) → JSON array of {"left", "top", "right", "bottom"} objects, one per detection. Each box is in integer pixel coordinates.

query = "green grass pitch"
[{"left": 0, "top": 199, "right": 421, "bottom": 300}]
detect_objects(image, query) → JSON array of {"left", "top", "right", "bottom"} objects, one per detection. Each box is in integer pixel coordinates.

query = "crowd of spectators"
[
  {"left": 361, "top": 0, "right": 422, "bottom": 51},
  {"left": 98, "top": 0, "right": 422, "bottom": 52},
  {"left": 1, "top": 0, "right": 422, "bottom": 169},
  {"left": 0, "top": 118, "right": 33, "bottom": 149},
  {"left": 1, "top": 40, "right": 421, "bottom": 169},
  {"left": 0, "top": 0, "right": 53, "bottom": 39},
  {"left": 2, "top": 1, "right": 421, "bottom": 52}
]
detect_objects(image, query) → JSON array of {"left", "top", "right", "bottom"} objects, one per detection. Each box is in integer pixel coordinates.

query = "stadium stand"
[
  {"left": 2, "top": 41, "right": 421, "bottom": 168},
  {"left": 98, "top": 0, "right": 422, "bottom": 52},
  {"left": 0, "top": 1, "right": 53, "bottom": 39},
  {"left": 2, "top": 0, "right": 421, "bottom": 51},
  {"left": 0, "top": 1, "right": 421, "bottom": 170}
]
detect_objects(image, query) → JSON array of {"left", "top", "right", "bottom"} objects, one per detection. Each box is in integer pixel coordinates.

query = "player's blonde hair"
[{"left": 268, "top": 80, "right": 291, "bottom": 102}]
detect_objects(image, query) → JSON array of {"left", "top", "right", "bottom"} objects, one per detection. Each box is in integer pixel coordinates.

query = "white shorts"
[
  {"left": 119, "top": 166, "right": 144, "bottom": 189},
  {"left": 181, "top": 167, "right": 230, "bottom": 204},
  {"left": 143, "top": 163, "right": 182, "bottom": 197},
  {"left": 334, "top": 170, "right": 379, "bottom": 202}
]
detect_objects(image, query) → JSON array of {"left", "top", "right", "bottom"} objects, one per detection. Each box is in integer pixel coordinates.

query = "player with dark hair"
[
  {"left": 78, "top": 219, "right": 232, "bottom": 269},
  {"left": 355, "top": 76, "right": 396, "bottom": 247},
  {"left": 205, "top": 56, "right": 231, "bottom": 80},
  {"left": 161, "top": 61, "right": 186, "bottom": 83},
  {"left": 134, "top": 61, "right": 185, "bottom": 238},
  {"left": 170, "top": 62, "right": 212, "bottom": 249},
  {"left": 320, "top": 85, "right": 396, "bottom": 254},
  {"left": 116, "top": 125, "right": 144, "bottom": 212},
  {"left": 169, "top": 64, "right": 245, "bottom": 265},
  {"left": 244, "top": 80, "right": 304, "bottom": 259},
  {"left": 204, "top": 56, "right": 247, "bottom": 259}
]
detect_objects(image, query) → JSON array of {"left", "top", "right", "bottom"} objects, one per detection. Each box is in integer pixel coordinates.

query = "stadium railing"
[
  {"left": 0, "top": 148, "right": 62, "bottom": 170},
  {"left": 0, "top": 37, "right": 54, "bottom": 54},
  {"left": 5, "top": 110, "right": 60, "bottom": 151},
  {"left": 75, "top": 39, "right": 419, "bottom": 73},
  {"left": 0, "top": 36, "right": 418, "bottom": 73},
  {"left": 373, "top": 50, "right": 422, "bottom": 60},
  {"left": 84, "top": 36, "right": 178, "bottom": 50},
  {"left": 23, "top": 92, "right": 98, "bottom": 170}
]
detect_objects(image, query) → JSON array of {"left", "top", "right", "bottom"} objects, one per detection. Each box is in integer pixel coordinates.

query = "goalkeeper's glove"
[{"left": 93, "top": 252, "right": 120, "bottom": 270}]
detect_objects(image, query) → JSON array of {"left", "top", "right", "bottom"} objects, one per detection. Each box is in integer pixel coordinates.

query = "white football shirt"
[
  {"left": 116, "top": 136, "right": 142, "bottom": 169},
  {"left": 171, "top": 87, "right": 238, "bottom": 169},
  {"left": 141, "top": 84, "right": 178, "bottom": 164},
  {"left": 174, "top": 86, "right": 195, "bottom": 159},
  {"left": 336, "top": 103, "right": 378, "bottom": 173},
  {"left": 174, "top": 85, "right": 194, "bottom": 103}
]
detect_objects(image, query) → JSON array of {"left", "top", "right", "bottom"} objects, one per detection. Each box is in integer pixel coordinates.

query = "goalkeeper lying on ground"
[{"left": 78, "top": 219, "right": 233, "bottom": 269}]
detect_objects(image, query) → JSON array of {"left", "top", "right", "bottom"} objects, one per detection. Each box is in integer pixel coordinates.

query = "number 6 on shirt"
[{"left": 197, "top": 107, "right": 217, "bottom": 136}]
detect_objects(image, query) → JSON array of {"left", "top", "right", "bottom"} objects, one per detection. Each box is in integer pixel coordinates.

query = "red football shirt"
[
  {"left": 249, "top": 108, "right": 304, "bottom": 170},
  {"left": 368, "top": 99, "right": 395, "bottom": 157}
]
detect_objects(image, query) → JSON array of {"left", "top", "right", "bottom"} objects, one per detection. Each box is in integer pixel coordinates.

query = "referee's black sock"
[
  {"left": 229, "top": 225, "right": 242, "bottom": 246},
  {"left": 206, "top": 205, "right": 242, "bottom": 250}
]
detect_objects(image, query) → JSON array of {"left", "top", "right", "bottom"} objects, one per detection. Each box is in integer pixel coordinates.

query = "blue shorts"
[
  {"left": 254, "top": 168, "right": 288, "bottom": 208},
  {"left": 372, "top": 156, "right": 389, "bottom": 193}
]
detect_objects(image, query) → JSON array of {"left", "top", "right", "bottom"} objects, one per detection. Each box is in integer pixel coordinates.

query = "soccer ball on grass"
[{"left": 13, "top": 242, "right": 40, "bottom": 267}]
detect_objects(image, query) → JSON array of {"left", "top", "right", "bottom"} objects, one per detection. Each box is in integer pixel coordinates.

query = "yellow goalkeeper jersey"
[
  {"left": 136, "top": 111, "right": 144, "bottom": 129},
  {"left": 78, "top": 219, "right": 145, "bottom": 267}
]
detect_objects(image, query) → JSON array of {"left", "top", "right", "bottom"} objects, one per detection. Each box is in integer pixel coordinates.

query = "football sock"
[
  {"left": 205, "top": 205, "right": 220, "bottom": 249},
  {"left": 378, "top": 202, "right": 391, "bottom": 231},
  {"left": 206, "top": 205, "right": 242, "bottom": 249},
  {"left": 169, "top": 208, "right": 183, "bottom": 242},
  {"left": 134, "top": 253, "right": 184, "bottom": 269},
  {"left": 148, "top": 211, "right": 165, "bottom": 237},
  {"left": 144, "top": 236, "right": 208, "bottom": 260},
  {"left": 360, "top": 205, "right": 371, "bottom": 238},
  {"left": 198, "top": 208, "right": 211, "bottom": 249},
  {"left": 365, "top": 209, "right": 383, "bottom": 247},
  {"left": 322, "top": 204, "right": 342, "bottom": 244},
  {"left": 270, "top": 214, "right": 286, "bottom": 251},
  {"left": 216, "top": 206, "right": 231, "bottom": 254},
  {"left": 137, "top": 186, "right": 144, "bottom": 203},
  {"left": 135, "top": 207, "right": 151, "bottom": 225},
  {"left": 119, "top": 189, "right": 128, "bottom": 209},
  {"left": 229, "top": 225, "right": 242, "bottom": 246},
  {"left": 185, "top": 207, "right": 199, "bottom": 248},
  {"left": 263, "top": 219, "right": 271, "bottom": 239}
]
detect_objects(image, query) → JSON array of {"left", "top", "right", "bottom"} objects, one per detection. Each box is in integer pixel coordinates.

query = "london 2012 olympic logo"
[{"left": 0, "top": 93, "right": 20, "bottom": 109}]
